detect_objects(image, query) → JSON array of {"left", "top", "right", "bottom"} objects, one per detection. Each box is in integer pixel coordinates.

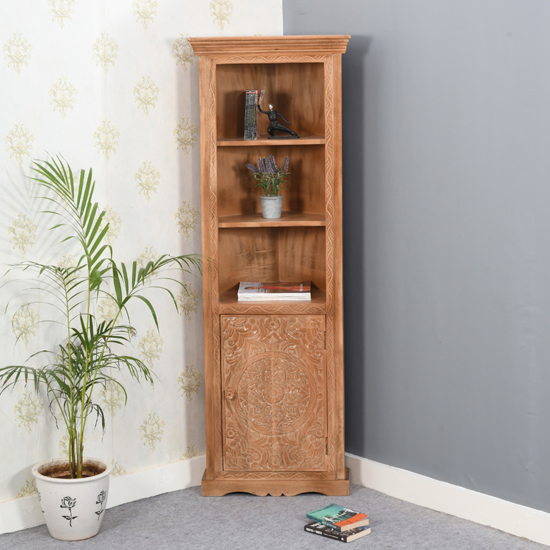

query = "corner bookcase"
[{"left": 189, "top": 35, "right": 350, "bottom": 496}]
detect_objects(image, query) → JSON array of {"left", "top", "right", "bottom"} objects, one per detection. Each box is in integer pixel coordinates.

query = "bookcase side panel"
[
  {"left": 204, "top": 57, "right": 225, "bottom": 478},
  {"left": 199, "top": 56, "right": 216, "bottom": 479},
  {"left": 321, "top": 53, "right": 338, "bottom": 477},
  {"left": 332, "top": 53, "right": 347, "bottom": 479}
]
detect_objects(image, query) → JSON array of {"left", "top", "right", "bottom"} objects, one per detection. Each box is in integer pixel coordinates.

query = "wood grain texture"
[
  {"left": 206, "top": 56, "right": 224, "bottom": 481},
  {"left": 217, "top": 227, "right": 326, "bottom": 293},
  {"left": 194, "top": 36, "right": 349, "bottom": 496},
  {"left": 278, "top": 227, "right": 327, "bottom": 290},
  {"left": 217, "top": 144, "right": 326, "bottom": 218},
  {"left": 216, "top": 62, "right": 325, "bottom": 139},
  {"left": 332, "top": 54, "right": 347, "bottom": 479},
  {"left": 323, "top": 52, "right": 338, "bottom": 479},
  {"left": 217, "top": 227, "right": 279, "bottom": 292},
  {"left": 198, "top": 56, "right": 216, "bottom": 479}
]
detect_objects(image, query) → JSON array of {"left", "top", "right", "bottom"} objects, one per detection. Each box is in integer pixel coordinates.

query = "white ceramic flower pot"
[
  {"left": 260, "top": 195, "right": 283, "bottom": 219},
  {"left": 32, "top": 458, "right": 112, "bottom": 541}
]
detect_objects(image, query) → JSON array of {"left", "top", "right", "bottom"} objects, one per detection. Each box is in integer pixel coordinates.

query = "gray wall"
[{"left": 284, "top": 0, "right": 550, "bottom": 513}]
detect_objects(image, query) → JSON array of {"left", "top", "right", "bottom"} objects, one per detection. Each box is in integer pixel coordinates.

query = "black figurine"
[{"left": 257, "top": 104, "right": 300, "bottom": 139}]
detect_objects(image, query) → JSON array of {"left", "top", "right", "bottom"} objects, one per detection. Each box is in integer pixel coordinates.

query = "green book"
[{"left": 306, "top": 503, "right": 369, "bottom": 532}]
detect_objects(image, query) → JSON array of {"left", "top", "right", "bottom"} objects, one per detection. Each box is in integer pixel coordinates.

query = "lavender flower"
[
  {"left": 244, "top": 156, "right": 291, "bottom": 196},
  {"left": 282, "top": 156, "right": 289, "bottom": 173},
  {"left": 266, "top": 155, "right": 278, "bottom": 174}
]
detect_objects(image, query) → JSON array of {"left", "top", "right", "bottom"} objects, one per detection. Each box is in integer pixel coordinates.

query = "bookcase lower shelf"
[{"left": 201, "top": 468, "right": 350, "bottom": 497}]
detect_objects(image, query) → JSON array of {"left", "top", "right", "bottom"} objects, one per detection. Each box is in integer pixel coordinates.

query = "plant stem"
[
  {"left": 78, "top": 294, "right": 126, "bottom": 459},
  {"left": 60, "top": 271, "right": 76, "bottom": 477},
  {"left": 77, "top": 266, "right": 92, "bottom": 478}
]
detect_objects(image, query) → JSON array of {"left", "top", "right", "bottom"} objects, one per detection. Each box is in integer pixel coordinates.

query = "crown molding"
[{"left": 189, "top": 35, "right": 350, "bottom": 56}]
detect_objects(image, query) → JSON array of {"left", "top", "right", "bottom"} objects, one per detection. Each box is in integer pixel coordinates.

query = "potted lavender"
[{"left": 246, "top": 155, "right": 290, "bottom": 219}]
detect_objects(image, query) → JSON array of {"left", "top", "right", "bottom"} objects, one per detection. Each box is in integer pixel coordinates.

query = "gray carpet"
[{"left": 0, "top": 484, "right": 546, "bottom": 549}]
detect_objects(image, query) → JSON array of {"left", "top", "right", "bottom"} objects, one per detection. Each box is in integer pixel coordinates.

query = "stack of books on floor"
[
  {"left": 304, "top": 503, "right": 371, "bottom": 543},
  {"left": 237, "top": 281, "right": 312, "bottom": 301}
]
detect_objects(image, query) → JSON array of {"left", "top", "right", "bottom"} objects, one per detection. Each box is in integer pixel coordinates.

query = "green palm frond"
[{"left": 0, "top": 155, "right": 201, "bottom": 478}]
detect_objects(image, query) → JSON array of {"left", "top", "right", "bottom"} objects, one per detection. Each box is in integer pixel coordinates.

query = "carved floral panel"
[{"left": 221, "top": 315, "right": 326, "bottom": 472}]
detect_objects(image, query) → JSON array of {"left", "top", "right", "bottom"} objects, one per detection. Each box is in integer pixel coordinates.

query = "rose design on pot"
[
  {"left": 37, "top": 490, "right": 45, "bottom": 515},
  {"left": 60, "top": 496, "right": 77, "bottom": 527},
  {"left": 95, "top": 490, "right": 107, "bottom": 520}
]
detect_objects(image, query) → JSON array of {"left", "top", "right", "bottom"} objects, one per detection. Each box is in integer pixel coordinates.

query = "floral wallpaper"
[{"left": 0, "top": 0, "right": 282, "bottom": 504}]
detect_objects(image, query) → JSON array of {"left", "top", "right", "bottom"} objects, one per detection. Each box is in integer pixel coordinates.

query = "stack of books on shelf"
[
  {"left": 244, "top": 89, "right": 264, "bottom": 140},
  {"left": 304, "top": 503, "right": 371, "bottom": 543},
  {"left": 237, "top": 281, "right": 312, "bottom": 301}
]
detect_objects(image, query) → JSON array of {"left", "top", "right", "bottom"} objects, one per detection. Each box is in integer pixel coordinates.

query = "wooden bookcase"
[{"left": 190, "top": 35, "right": 350, "bottom": 496}]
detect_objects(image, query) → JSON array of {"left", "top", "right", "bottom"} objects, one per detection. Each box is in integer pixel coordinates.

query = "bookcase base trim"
[{"left": 201, "top": 468, "right": 350, "bottom": 496}]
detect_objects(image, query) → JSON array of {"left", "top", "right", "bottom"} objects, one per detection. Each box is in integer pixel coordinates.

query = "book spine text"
[{"left": 304, "top": 526, "right": 346, "bottom": 542}]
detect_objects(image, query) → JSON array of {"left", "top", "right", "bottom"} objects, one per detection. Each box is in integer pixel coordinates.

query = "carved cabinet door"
[{"left": 221, "top": 315, "right": 327, "bottom": 472}]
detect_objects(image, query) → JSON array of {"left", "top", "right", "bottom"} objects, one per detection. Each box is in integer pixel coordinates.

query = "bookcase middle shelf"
[
  {"left": 217, "top": 135, "right": 325, "bottom": 147},
  {"left": 218, "top": 211, "right": 326, "bottom": 228}
]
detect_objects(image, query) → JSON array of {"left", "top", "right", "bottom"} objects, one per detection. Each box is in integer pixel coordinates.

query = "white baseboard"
[
  {"left": 0, "top": 455, "right": 206, "bottom": 536},
  {"left": 345, "top": 453, "right": 550, "bottom": 547}
]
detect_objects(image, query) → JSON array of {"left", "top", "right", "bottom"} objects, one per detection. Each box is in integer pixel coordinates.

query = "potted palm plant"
[
  {"left": 246, "top": 155, "right": 290, "bottom": 219},
  {"left": 0, "top": 156, "right": 201, "bottom": 541}
]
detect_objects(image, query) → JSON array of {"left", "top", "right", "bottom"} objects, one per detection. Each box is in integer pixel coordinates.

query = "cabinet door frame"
[{"left": 220, "top": 315, "right": 327, "bottom": 473}]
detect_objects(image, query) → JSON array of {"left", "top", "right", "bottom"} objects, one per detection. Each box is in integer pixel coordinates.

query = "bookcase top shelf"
[
  {"left": 218, "top": 212, "right": 326, "bottom": 228},
  {"left": 218, "top": 136, "right": 325, "bottom": 147}
]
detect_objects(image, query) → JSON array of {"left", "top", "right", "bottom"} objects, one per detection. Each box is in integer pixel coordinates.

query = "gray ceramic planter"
[{"left": 260, "top": 195, "right": 283, "bottom": 219}]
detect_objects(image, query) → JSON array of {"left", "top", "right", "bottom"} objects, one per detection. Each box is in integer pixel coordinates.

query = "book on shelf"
[
  {"left": 244, "top": 89, "right": 265, "bottom": 140},
  {"left": 306, "top": 503, "right": 369, "bottom": 532},
  {"left": 237, "top": 281, "right": 311, "bottom": 301},
  {"left": 304, "top": 521, "right": 371, "bottom": 543}
]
